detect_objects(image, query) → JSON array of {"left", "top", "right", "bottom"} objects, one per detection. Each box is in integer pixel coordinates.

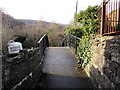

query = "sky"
[{"left": 0, "top": 0, "right": 102, "bottom": 24}]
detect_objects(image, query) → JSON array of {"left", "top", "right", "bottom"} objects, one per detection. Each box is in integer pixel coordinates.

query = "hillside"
[
  {"left": 1, "top": 11, "right": 25, "bottom": 28},
  {"left": 18, "top": 19, "right": 37, "bottom": 24},
  {"left": 18, "top": 19, "right": 66, "bottom": 29}
]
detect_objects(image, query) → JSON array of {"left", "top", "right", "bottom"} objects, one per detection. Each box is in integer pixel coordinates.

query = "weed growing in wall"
[{"left": 77, "top": 34, "right": 93, "bottom": 69}]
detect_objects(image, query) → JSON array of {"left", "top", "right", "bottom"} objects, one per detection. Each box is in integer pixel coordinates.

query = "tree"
[
  {"left": 64, "top": 26, "right": 82, "bottom": 37},
  {"left": 64, "top": 5, "right": 100, "bottom": 38},
  {"left": 74, "top": 5, "right": 100, "bottom": 35}
]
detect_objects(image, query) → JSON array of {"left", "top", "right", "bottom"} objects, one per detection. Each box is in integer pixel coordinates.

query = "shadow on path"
[
  {"left": 38, "top": 73, "right": 93, "bottom": 88},
  {"left": 36, "top": 47, "right": 94, "bottom": 88}
]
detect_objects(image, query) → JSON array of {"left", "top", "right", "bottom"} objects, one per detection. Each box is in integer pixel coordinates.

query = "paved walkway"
[{"left": 38, "top": 47, "right": 93, "bottom": 88}]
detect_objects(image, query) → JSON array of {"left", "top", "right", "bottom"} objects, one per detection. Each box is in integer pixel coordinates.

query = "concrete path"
[{"left": 37, "top": 47, "right": 93, "bottom": 88}]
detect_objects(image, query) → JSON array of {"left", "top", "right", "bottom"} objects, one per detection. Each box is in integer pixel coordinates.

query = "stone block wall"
[
  {"left": 2, "top": 49, "right": 43, "bottom": 89},
  {"left": 85, "top": 35, "right": 120, "bottom": 88}
]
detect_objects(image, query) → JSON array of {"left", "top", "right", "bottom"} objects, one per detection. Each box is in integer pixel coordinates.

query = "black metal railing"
[
  {"left": 64, "top": 34, "right": 80, "bottom": 55},
  {"left": 38, "top": 34, "right": 49, "bottom": 57}
]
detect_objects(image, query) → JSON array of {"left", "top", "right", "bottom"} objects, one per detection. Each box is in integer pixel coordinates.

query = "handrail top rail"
[
  {"left": 38, "top": 34, "right": 47, "bottom": 43},
  {"left": 69, "top": 34, "right": 80, "bottom": 40}
]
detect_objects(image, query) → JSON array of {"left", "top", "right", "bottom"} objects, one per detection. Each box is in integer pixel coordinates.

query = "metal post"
[
  {"left": 75, "top": 39, "right": 77, "bottom": 54},
  {"left": 118, "top": 0, "right": 120, "bottom": 30},
  {"left": 101, "top": 0, "right": 106, "bottom": 35}
]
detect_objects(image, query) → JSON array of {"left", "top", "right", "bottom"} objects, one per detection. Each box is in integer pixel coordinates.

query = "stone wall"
[
  {"left": 85, "top": 35, "right": 120, "bottom": 88},
  {"left": 2, "top": 49, "right": 43, "bottom": 89}
]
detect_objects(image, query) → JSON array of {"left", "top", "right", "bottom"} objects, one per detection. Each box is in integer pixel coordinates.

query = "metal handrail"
[
  {"left": 38, "top": 34, "right": 47, "bottom": 43},
  {"left": 64, "top": 34, "right": 80, "bottom": 55},
  {"left": 70, "top": 35, "right": 80, "bottom": 40},
  {"left": 38, "top": 34, "right": 49, "bottom": 56}
]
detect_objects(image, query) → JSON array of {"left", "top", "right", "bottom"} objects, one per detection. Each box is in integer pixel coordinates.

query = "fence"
[
  {"left": 2, "top": 34, "right": 49, "bottom": 89},
  {"left": 64, "top": 34, "right": 80, "bottom": 55},
  {"left": 98, "top": 0, "right": 120, "bottom": 35}
]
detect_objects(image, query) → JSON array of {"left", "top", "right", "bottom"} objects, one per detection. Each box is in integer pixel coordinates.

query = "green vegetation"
[
  {"left": 64, "top": 26, "right": 83, "bottom": 37},
  {"left": 64, "top": 5, "right": 100, "bottom": 69},
  {"left": 77, "top": 34, "right": 93, "bottom": 69},
  {"left": 74, "top": 5, "right": 100, "bottom": 34}
]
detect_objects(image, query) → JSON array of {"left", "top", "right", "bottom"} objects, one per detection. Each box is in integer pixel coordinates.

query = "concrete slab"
[{"left": 37, "top": 47, "right": 94, "bottom": 88}]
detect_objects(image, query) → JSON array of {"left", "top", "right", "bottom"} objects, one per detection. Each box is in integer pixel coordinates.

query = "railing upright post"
[
  {"left": 118, "top": 1, "right": 120, "bottom": 30},
  {"left": 67, "top": 35, "right": 69, "bottom": 46},
  {"left": 47, "top": 35, "right": 49, "bottom": 47},
  {"left": 101, "top": 0, "right": 106, "bottom": 35},
  {"left": 75, "top": 38, "right": 77, "bottom": 54},
  {"left": 43, "top": 37, "right": 45, "bottom": 56}
]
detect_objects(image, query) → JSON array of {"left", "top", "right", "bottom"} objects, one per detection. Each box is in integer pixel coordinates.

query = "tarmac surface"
[{"left": 37, "top": 47, "right": 94, "bottom": 88}]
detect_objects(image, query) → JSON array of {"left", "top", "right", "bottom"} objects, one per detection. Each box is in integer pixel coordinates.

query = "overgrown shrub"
[
  {"left": 77, "top": 34, "right": 94, "bottom": 69},
  {"left": 64, "top": 5, "right": 100, "bottom": 69},
  {"left": 64, "top": 26, "right": 83, "bottom": 37},
  {"left": 75, "top": 6, "right": 100, "bottom": 68}
]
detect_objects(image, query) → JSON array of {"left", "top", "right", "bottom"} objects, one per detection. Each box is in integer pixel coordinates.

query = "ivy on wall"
[
  {"left": 77, "top": 34, "right": 93, "bottom": 69},
  {"left": 64, "top": 5, "right": 100, "bottom": 69}
]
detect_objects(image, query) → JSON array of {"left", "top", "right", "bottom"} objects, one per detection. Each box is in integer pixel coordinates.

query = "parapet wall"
[
  {"left": 2, "top": 49, "right": 43, "bottom": 89},
  {"left": 85, "top": 35, "right": 120, "bottom": 88}
]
